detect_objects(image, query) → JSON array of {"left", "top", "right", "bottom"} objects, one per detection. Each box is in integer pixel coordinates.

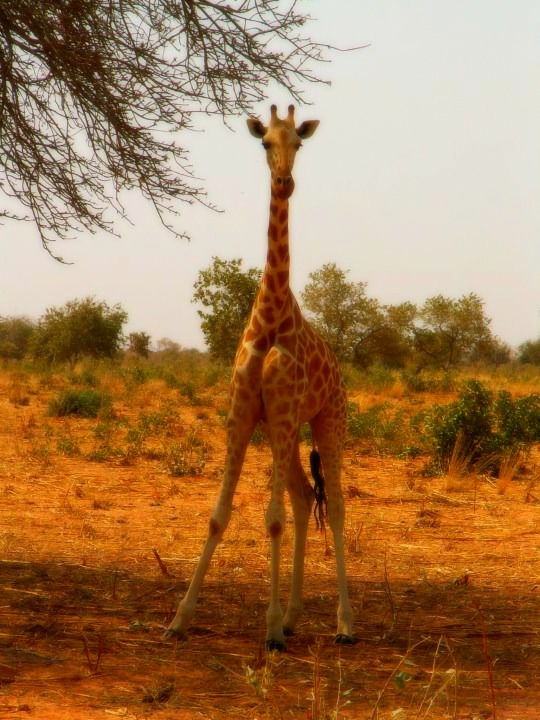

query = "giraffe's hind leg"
[
  {"left": 283, "top": 439, "right": 314, "bottom": 636},
  {"left": 311, "top": 406, "right": 355, "bottom": 644}
]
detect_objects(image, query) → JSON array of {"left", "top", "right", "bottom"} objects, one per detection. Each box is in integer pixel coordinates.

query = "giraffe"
[{"left": 164, "top": 104, "right": 355, "bottom": 650}]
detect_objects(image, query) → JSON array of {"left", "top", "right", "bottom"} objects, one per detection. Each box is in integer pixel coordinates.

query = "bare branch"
[{"left": 0, "top": 0, "right": 332, "bottom": 257}]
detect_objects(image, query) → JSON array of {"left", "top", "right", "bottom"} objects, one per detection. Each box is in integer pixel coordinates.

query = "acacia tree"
[
  {"left": 301, "top": 263, "right": 415, "bottom": 367},
  {"left": 30, "top": 297, "right": 127, "bottom": 365},
  {"left": 193, "top": 257, "right": 261, "bottom": 364},
  {"left": 0, "top": 1, "right": 329, "bottom": 257},
  {"left": 0, "top": 316, "right": 36, "bottom": 359},
  {"left": 413, "top": 293, "right": 495, "bottom": 370},
  {"left": 518, "top": 338, "right": 540, "bottom": 365},
  {"left": 301, "top": 263, "right": 378, "bottom": 363},
  {"left": 127, "top": 331, "right": 151, "bottom": 358}
]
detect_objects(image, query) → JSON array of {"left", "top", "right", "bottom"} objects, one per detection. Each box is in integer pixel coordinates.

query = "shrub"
[
  {"left": 423, "top": 380, "right": 493, "bottom": 469},
  {"left": 423, "top": 380, "right": 540, "bottom": 473},
  {"left": 48, "top": 389, "right": 112, "bottom": 418},
  {"left": 166, "top": 428, "right": 207, "bottom": 476},
  {"left": 31, "top": 297, "right": 127, "bottom": 365},
  {"left": 346, "top": 402, "right": 415, "bottom": 456}
]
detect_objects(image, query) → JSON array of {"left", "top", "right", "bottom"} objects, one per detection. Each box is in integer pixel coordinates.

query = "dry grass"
[
  {"left": 496, "top": 450, "right": 523, "bottom": 496},
  {"left": 1, "top": 365, "right": 540, "bottom": 719}
]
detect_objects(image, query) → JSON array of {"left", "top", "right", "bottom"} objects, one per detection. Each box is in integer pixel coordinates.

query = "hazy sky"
[{"left": 1, "top": 1, "right": 539, "bottom": 350}]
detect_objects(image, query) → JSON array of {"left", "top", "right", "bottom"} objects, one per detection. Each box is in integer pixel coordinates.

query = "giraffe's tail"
[{"left": 309, "top": 449, "right": 327, "bottom": 531}]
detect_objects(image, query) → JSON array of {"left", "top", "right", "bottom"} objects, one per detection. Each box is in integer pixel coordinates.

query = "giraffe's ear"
[
  {"left": 296, "top": 120, "right": 320, "bottom": 139},
  {"left": 247, "top": 118, "right": 267, "bottom": 138}
]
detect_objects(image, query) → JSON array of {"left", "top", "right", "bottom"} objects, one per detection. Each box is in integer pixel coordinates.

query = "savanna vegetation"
[{"left": 1, "top": 277, "right": 540, "bottom": 719}]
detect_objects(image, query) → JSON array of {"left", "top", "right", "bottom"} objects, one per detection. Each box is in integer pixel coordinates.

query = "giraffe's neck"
[{"left": 258, "top": 192, "right": 291, "bottom": 317}]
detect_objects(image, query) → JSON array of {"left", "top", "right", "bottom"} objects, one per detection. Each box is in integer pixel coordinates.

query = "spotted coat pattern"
[{"left": 165, "top": 105, "right": 354, "bottom": 650}]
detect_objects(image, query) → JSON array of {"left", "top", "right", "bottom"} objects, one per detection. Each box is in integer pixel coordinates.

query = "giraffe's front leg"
[
  {"left": 163, "top": 481, "right": 237, "bottom": 640},
  {"left": 164, "top": 411, "right": 255, "bottom": 642},
  {"left": 264, "top": 423, "right": 300, "bottom": 651}
]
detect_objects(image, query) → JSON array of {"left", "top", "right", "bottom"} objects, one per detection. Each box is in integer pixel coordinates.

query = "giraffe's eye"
[
  {"left": 295, "top": 142, "right": 302, "bottom": 151},
  {"left": 262, "top": 141, "right": 271, "bottom": 150}
]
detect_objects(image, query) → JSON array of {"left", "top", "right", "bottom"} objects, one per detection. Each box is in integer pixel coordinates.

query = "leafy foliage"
[
  {"left": 0, "top": 316, "right": 36, "bottom": 359},
  {"left": 346, "top": 402, "right": 417, "bottom": 456},
  {"left": 48, "top": 389, "right": 112, "bottom": 418},
  {"left": 518, "top": 338, "right": 540, "bottom": 365},
  {"left": 30, "top": 297, "right": 127, "bottom": 365},
  {"left": 422, "top": 380, "right": 540, "bottom": 472},
  {"left": 413, "top": 294, "right": 496, "bottom": 370},
  {"left": 0, "top": 1, "right": 328, "bottom": 254},
  {"left": 301, "top": 263, "right": 415, "bottom": 367},
  {"left": 127, "top": 332, "right": 151, "bottom": 358},
  {"left": 193, "top": 257, "right": 262, "bottom": 364}
]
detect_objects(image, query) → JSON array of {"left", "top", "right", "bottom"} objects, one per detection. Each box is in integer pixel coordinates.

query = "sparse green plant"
[
  {"left": 347, "top": 402, "right": 409, "bottom": 456},
  {"left": 87, "top": 445, "right": 119, "bottom": 462},
  {"left": 123, "top": 409, "right": 178, "bottom": 461},
  {"left": 57, "top": 436, "right": 81, "bottom": 456},
  {"left": 48, "top": 389, "right": 112, "bottom": 419},
  {"left": 178, "top": 380, "right": 202, "bottom": 406},
  {"left": 120, "top": 365, "right": 150, "bottom": 390},
  {"left": 250, "top": 425, "right": 266, "bottom": 445},
  {"left": 27, "top": 440, "right": 53, "bottom": 466},
  {"left": 166, "top": 426, "right": 207, "bottom": 477}
]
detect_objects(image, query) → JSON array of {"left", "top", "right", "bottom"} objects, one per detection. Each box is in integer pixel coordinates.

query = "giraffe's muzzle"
[{"left": 272, "top": 174, "right": 295, "bottom": 199}]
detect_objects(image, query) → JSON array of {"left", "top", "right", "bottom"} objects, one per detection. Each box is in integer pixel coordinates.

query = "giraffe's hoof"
[
  {"left": 265, "top": 638, "right": 287, "bottom": 652},
  {"left": 335, "top": 634, "right": 357, "bottom": 645},
  {"left": 283, "top": 626, "right": 295, "bottom": 637},
  {"left": 162, "top": 627, "right": 188, "bottom": 642}
]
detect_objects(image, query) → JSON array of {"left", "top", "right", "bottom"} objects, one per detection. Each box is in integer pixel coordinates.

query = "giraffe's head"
[{"left": 247, "top": 105, "right": 319, "bottom": 199}]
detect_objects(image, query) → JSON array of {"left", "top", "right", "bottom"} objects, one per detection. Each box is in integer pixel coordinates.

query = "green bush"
[
  {"left": 346, "top": 402, "right": 416, "bottom": 456},
  {"left": 423, "top": 380, "right": 540, "bottom": 472},
  {"left": 494, "top": 392, "right": 540, "bottom": 446},
  {"left": 48, "top": 389, "right": 112, "bottom": 418}
]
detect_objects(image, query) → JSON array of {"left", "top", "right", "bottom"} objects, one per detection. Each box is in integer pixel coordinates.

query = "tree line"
[
  {"left": 194, "top": 258, "right": 534, "bottom": 370},
  {"left": 1, "top": 259, "right": 539, "bottom": 369},
  {"left": 0, "top": 298, "right": 149, "bottom": 365}
]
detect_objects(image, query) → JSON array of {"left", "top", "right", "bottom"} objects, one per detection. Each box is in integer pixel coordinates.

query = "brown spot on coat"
[
  {"left": 268, "top": 521, "right": 282, "bottom": 538},
  {"left": 253, "top": 335, "right": 269, "bottom": 352},
  {"left": 265, "top": 274, "right": 276, "bottom": 293},
  {"left": 278, "top": 315, "right": 294, "bottom": 334},
  {"left": 277, "top": 244, "right": 289, "bottom": 262},
  {"left": 261, "top": 307, "right": 275, "bottom": 324}
]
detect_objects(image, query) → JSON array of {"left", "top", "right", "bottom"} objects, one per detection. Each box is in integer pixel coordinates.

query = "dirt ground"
[{"left": 1, "top": 373, "right": 539, "bottom": 719}]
